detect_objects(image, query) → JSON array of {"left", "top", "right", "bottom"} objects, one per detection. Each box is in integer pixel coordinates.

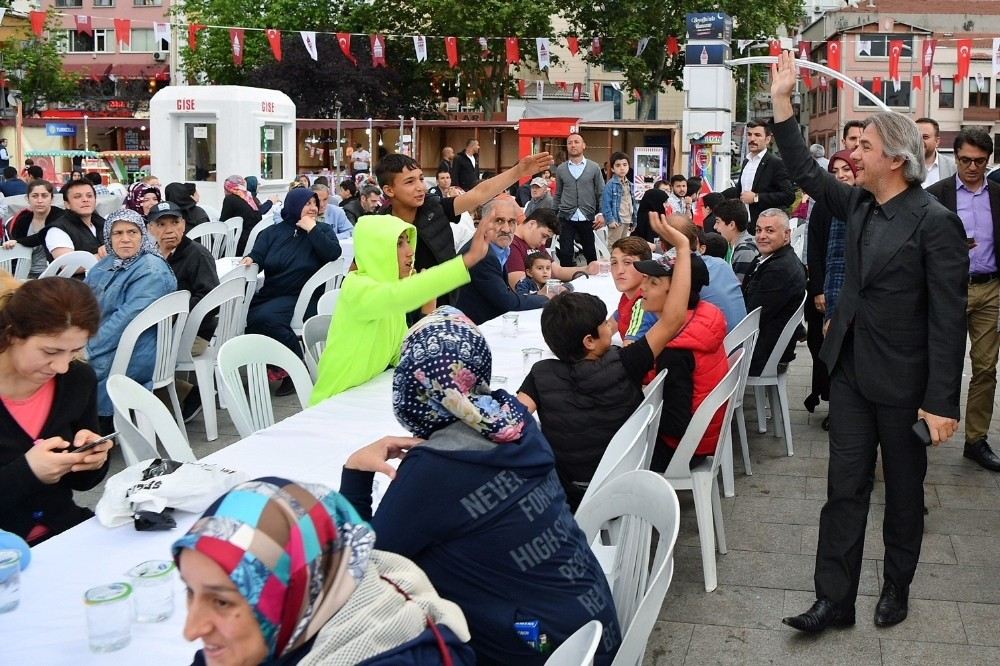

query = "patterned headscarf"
[
  {"left": 125, "top": 182, "right": 160, "bottom": 215},
  {"left": 392, "top": 306, "right": 528, "bottom": 443},
  {"left": 172, "top": 477, "right": 375, "bottom": 660},
  {"left": 224, "top": 174, "right": 259, "bottom": 211},
  {"left": 103, "top": 208, "right": 160, "bottom": 271}
]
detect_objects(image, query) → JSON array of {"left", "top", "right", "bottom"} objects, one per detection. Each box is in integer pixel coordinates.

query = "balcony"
[{"left": 963, "top": 107, "right": 999, "bottom": 123}]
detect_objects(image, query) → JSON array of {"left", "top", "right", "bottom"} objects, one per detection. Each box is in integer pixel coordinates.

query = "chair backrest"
[
  {"left": 755, "top": 294, "right": 806, "bottom": 379},
  {"left": 221, "top": 216, "right": 243, "bottom": 257},
  {"left": 107, "top": 374, "right": 196, "bottom": 467},
  {"left": 723, "top": 307, "right": 761, "bottom": 407},
  {"left": 199, "top": 204, "right": 221, "bottom": 222},
  {"left": 217, "top": 334, "right": 314, "bottom": 438},
  {"left": 663, "top": 348, "right": 745, "bottom": 480},
  {"left": 302, "top": 314, "right": 332, "bottom": 380},
  {"left": 593, "top": 229, "right": 611, "bottom": 260},
  {"left": 39, "top": 250, "right": 97, "bottom": 278},
  {"left": 574, "top": 471, "right": 681, "bottom": 666},
  {"left": 291, "top": 259, "right": 347, "bottom": 334},
  {"left": 638, "top": 369, "right": 668, "bottom": 469},
  {"left": 187, "top": 221, "right": 231, "bottom": 259},
  {"left": 791, "top": 223, "right": 807, "bottom": 263},
  {"left": 545, "top": 620, "right": 603, "bottom": 666},
  {"left": 243, "top": 218, "right": 272, "bottom": 256},
  {"left": 220, "top": 262, "right": 259, "bottom": 335},
  {"left": 108, "top": 290, "right": 191, "bottom": 388},
  {"left": 579, "top": 405, "right": 655, "bottom": 507},
  {"left": 315, "top": 289, "right": 341, "bottom": 317},
  {"left": 0, "top": 244, "right": 33, "bottom": 280},
  {"left": 176, "top": 278, "right": 246, "bottom": 365}
]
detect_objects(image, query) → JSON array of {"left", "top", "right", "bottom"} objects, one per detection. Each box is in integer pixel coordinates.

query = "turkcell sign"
[
  {"left": 46, "top": 123, "right": 77, "bottom": 137},
  {"left": 686, "top": 13, "right": 733, "bottom": 41}
]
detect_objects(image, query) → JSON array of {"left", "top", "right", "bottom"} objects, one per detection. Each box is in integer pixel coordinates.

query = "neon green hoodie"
[{"left": 310, "top": 215, "right": 471, "bottom": 403}]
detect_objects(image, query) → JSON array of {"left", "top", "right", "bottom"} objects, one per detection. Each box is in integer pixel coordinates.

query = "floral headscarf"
[
  {"left": 172, "top": 477, "right": 375, "bottom": 661},
  {"left": 392, "top": 306, "right": 528, "bottom": 443},
  {"left": 102, "top": 208, "right": 160, "bottom": 271},
  {"left": 224, "top": 174, "right": 259, "bottom": 211},
  {"left": 124, "top": 182, "right": 159, "bottom": 215}
]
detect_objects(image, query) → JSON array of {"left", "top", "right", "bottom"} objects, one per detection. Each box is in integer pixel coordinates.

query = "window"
[
  {"left": 261, "top": 124, "right": 285, "bottom": 180},
  {"left": 969, "top": 77, "right": 991, "bottom": 108},
  {"left": 858, "top": 80, "right": 911, "bottom": 108},
  {"left": 830, "top": 84, "right": 838, "bottom": 110},
  {"left": 62, "top": 29, "right": 113, "bottom": 53},
  {"left": 185, "top": 123, "right": 217, "bottom": 182},
  {"left": 54, "top": 0, "right": 83, "bottom": 6},
  {"left": 602, "top": 85, "right": 622, "bottom": 120},
  {"left": 854, "top": 34, "right": 914, "bottom": 58},
  {"left": 939, "top": 77, "right": 955, "bottom": 109},
  {"left": 133, "top": 0, "right": 163, "bottom": 5},
  {"left": 125, "top": 29, "right": 168, "bottom": 53},
  {"left": 93, "top": 0, "right": 115, "bottom": 6},
  {"left": 994, "top": 134, "right": 1000, "bottom": 164}
]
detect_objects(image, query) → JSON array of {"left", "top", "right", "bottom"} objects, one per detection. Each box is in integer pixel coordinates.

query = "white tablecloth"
[{"left": 0, "top": 275, "right": 621, "bottom": 663}]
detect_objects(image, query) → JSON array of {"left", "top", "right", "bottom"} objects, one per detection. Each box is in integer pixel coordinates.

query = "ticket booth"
[{"left": 150, "top": 86, "right": 295, "bottom": 209}]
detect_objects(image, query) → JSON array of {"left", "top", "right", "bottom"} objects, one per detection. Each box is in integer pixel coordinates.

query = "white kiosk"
[{"left": 150, "top": 86, "right": 296, "bottom": 210}]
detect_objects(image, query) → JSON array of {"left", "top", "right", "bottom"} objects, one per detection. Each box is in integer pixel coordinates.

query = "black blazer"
[
  {"left": 806, "top": 200, "right": 833, "bottom": 297},
  {"left": 774, "top": 118, "right": 968, "bottom": 418},
  {"left": 722, "top": 151, "right": 796, "bottom": 230},
  {"left": 742, "top": 244, "right": 806, "bottom": 375},
  {"left": 454, "top": 243, "right": 547, "bottom": 325},
  {"left": 452, "top": 152, "right": 480, "bottom": 192},
  {"left": 926, "top": 176, "right": 1000, "bottom": 272}
]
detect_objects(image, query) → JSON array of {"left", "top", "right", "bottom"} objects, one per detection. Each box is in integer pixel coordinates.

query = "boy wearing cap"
[{"left": 601, "top": 152, "right": 636, "bottom": 245}]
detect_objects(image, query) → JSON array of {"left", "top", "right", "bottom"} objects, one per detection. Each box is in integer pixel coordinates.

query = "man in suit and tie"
[
  {"left": 723, "top": 120, "right": 796, "bottom": 232},
  {"left": 452, "top": 138, "right": 481, "bottom": 192},
  {"left": 927, "top": 128, "right": 1000, "bottom": 472},
  {"left": 917, "top": 117, "right": 956, "bottom": 188},
  {"left": 769, "top": 53, "right": 968, "bottom": 634}
]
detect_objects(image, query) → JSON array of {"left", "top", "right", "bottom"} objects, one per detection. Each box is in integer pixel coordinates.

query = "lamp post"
[{"left": 334, "top": 100, "right": 342, "bottom": 176}]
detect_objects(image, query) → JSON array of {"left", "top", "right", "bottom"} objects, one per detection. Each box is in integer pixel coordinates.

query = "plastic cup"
[
  {"left": 522, "top": 348, "right": 543, "bottom": 373},
  {"left": 127, "top": 560, "right": 176, "bottom": 623},
  {"left": 0, "top": 550, "right": 20, "bottom": 613},
  {"left": 545, "top": 279, "right": 563, "bottom": 298},
  {"left": 84, "top": 583, "right": 133, "bottom": 653},
  {"left": 501, "top": 313, "right": 519, "bottom": 337},
  {"left": 598, "top": 260, "right": 611, "bottom": 276}
]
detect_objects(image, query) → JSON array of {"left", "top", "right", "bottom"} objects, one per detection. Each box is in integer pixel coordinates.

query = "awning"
[
  {"left": 64, "top": 64, "right": 169, "bottom": 81},
  {"left": 26, "top": 150, "right": 99, "bottom": 158}
]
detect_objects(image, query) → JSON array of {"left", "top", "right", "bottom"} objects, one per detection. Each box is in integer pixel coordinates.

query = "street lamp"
[{"left": 334, "top": 100, "right": 342, "bottom": 175}]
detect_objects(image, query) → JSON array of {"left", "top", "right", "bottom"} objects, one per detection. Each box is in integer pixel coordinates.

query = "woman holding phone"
[{"left": 0, "top": 272, "right": 114, "bottom": 544}]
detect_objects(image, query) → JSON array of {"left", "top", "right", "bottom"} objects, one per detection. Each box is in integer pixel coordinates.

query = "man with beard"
[
  {"left": 917, "top": 117, "right": 956, "bottom": 188},
  {"left": 722, "top": 120, "right": 795, "bottom": 232},
  {"left": 453, "top": 138, "right": 481, "bottom": 192}
]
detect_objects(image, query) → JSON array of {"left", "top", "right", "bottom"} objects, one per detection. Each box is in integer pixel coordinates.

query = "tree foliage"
[{"left": 0, "top": 11, "right": 79, "bottom": 115}]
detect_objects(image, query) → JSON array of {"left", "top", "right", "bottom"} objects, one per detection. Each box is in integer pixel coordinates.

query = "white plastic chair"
[
  {"left": 107, "top": 374, "right": 197, "bottom": 467},
  {"left": 316, "top": 289, "right": 341, "bottom": 317},
  {"left": 199, "top": 203, "right": 221, "bottom": 222},
  {"left": 221, "top": 216, "right": 243, "bottom": 257},
  {"left": 108, "top": 290, "right": 191, "bottom": 436},
  {"left": 791, "top": 222, "right": 807, "bottom": 263},
  {"left": 722, "top": 307, "right": 762, "bottom": 486},
  {"left": 638, "top": 369, "right": 668, "bottom": 468},
  {"left": 187, "top": 221, "right": 231, "bottom": 259},
  {"left": 580, "top": 405, "right": 655, "bottom": 508},
  {"left": 291, "top": 259, "right": 346, "bottom": 338},
  {"left": 220, "top": 262, "right": 259, "bottom": 335},
  {"left": 593, "top": 228, "right": 611, "bottom": 260},
  {"left": 545, "top": 620, "right": 603, "bottom": 666},
  {"left": 0, "top": 244, "right": 33, "bottom": 280},
  {"left": 746, "top": 295, "right": 806, "bottom": 455},
  {"left": 217, "top": 334, "right": 314, "bottom": 438},
  {"left": 243, "top": 218, "right": 272, "bottom": 256},
  {"left": 175, "top": 279, "right": 247, "bottom": 441},
  {"left": 661, "top": 348, "right": 744, "bottom": 592},
  {"left": 575, "top": 471, "right": 680, "bottom": 666},
  {"left": 39, "top": 250, "right": 97, "bottom": 278},
  {"left": 302, "top": 314, "right": 332, "bottom": 381}
]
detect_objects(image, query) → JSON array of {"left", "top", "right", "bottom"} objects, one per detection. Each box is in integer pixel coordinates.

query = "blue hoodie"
[{"left": 341, "top": 419, "right": 621, "bottom": 666}]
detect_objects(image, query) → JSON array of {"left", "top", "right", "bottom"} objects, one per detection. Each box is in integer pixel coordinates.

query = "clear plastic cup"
[
  {"left": 545, "top": 279, "right": 563, "bottom": 298},
  {"left": 0, "top": 550, "right": 20, "bottom": 613},
  {"left": 501, "top": 313, "right": 519, "bottom": 337},
  {"left": 84, "top": 582, "right": 133, "bottom": 653},
  {"left": 127, "top": 560, "right": 176, "bottom": 623},
  {"left": 522, "top": 347, "right": 543, "bottom": 373},
  {"left": 598, "top": 260, "right": 611, "bottom": 276}
]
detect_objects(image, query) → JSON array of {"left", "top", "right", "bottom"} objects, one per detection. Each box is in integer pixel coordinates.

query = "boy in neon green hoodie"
[{"left": 310, "top": 214, "right": 496, "bottom": 403}]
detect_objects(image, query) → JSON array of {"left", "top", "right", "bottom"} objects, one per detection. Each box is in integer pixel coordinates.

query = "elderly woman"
[
  {"left": 172, "top": 477, "right": 474, "bottom": 666},
  {"left": 164, "top": 182, "right": 211, "bottom": 228},
  {"left": 340, "top": 307, "right": 621, "bottom": 665},
  {"left": 84, "top": 209, "right": 176, "bottom": 430},
  {"left": 240, "top": 188, "right": 341, "bottom": 395},
  {"left": 220, "top": 175, "right": 263, "bottom": 255},
  {"left": 3, "top": 180, "right": 63, "bottom": 277},
  {"left": 124, "top": 182, "right": 161, "bottom": 219}
]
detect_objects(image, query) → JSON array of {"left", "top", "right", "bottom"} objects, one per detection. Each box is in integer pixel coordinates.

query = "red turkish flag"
[
  {"left": 593, "top": 82, "right": 600, "bottom": 101},
  {"left": 798, "top": 41, "right": 813, "bottom": 89},
  {"left": 337, "top": 33, "right": 357, "bottom": 65},
  {"left": 445, "top": 37, "right": 459, "bottom": 68},
  {"left": 114, "top": 19, "right": 132, "bottom": 49},
  {"left": 827, "top": 39, "right": 843, "bottom": 88},
  {"left": 266, "top": 29, "right": 282, "bottom": 61},
  {"left": 956, "top": 38, "right": 972, "bottom": 81},
  {"left": 229, "top": 29, "right": 244, "bottom": 66},
  {"left": 556, "top": 81, "right": 567, "bottom": 91},
  {"left": 872, "top": 76, "right": 882, "bottom": 95},
  {"left": 933, "top": 74, "right": 941, "bottom": 92},
  {"left": 29, "top": 11, "right": 45, "bottom": 38},
  {"left": 517, "top": 80, "right": 526, "bottom": 96},
  {"left": 769, "top": 40, "right": 781, "bottom": 56},
  {"left": 666, "top": 35, "right": 679, "bottom": 56},
  {"left": 505, "top": 37, "right": 520, "bottom": 65},
  {"left": 572, "top": 83, "right": 582, "bottom": 101},
  {"left": 567, "top": 36, "right": 579, "bottom": 56},
  {"left": 888, "top": 40, "right": 903, "bottom": 86},
  {"left": 75, "top": 15, "right": 93, "bottom": 37},
  {"left": 188, "top": 24, "right": 206, "bottom": 51},
  {"left": 921, "top": 39, "right": 937, "bottom": 77},
  {"left": 591, "top": 37, "right": 602, "bottom": 56},
  {"left": 912, "top": 74, "right": 922, "bottom": 90},
  {"left": 370, "top": 34, "right": 387, "bottom": 68},
  {"left": 819, "top": 76, "right": 829, "bottom": 90}
]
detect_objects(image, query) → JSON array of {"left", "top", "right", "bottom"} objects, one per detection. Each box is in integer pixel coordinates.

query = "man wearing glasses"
[{"left": 928, "top": 129, "right": 1000, "bottom": 472}]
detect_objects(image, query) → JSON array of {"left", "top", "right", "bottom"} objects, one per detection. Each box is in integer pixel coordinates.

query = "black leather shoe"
[
  {"left": 964, "top": 439, "right": 1000, "bottom": 472},
  {"left": 804, "top": 394, "right": 820, "bottom": 413},
  {"left": 874, "top": 582, "right": 909, "bottom": 627},
  {"left": 782, "top": 598, "right": 855, "bottom": 633}
]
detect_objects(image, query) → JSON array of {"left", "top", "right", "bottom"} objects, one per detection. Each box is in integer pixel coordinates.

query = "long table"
[{"left": 0, "top": 275, "right": 620, "bottom": 663}]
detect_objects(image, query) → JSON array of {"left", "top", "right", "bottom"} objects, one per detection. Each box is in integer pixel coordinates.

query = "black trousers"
[
  {"left": 557, "top": 217, "right": 597, "bottom": 266},
  {"left": 814, "top": 337, "right": 926, "bottom": 606},
  {"left": 805, "top": 296, "right": 829, "bottom": 402}
]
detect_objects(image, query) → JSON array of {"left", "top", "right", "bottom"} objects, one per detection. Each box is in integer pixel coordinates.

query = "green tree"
[
  {"left": 0, "top": 11, "right": 79, "bottom": 115},
  {"left": 564, "top": 1, "right": 803, "bottom": 120}
]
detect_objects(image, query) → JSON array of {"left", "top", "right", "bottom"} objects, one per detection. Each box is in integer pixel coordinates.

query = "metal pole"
[
  {"left": 367, "top": 117, "right": 373, "bottom": 155},
  {"left": 335, "top": 105, "right": 341, "bottom": 176},
  {"left": 15, "top": 98, "right": 23, "bottom": 172},
  {"left": 83, "top": 114, "right": 89, "bottom": 152}
]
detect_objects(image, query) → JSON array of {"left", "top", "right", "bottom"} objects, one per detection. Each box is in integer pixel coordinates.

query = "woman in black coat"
[
  {"left": 164, "top": 182, "right": 211, "bottom": 228},
  {"left": 220, "top": 174, "right": 264, "bottom": 255}
]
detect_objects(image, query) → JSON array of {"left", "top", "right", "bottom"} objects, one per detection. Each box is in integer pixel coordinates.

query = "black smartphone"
[
  {"left": 69, "top": 431, "right": 118, "bottom": 454},
  {"left": 912, "top": 419, "right": 931, "bottom": 447}
]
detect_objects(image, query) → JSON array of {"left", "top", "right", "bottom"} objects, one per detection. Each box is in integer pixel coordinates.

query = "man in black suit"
[
  {"left": 723, "top": 120, "right": 795, "bottom": 232},
  {"left": 452, "top": 138, "right": 481, "bottom": 192},
  {"left": 770, "top": 53, "right": 968, "bottom": 634},
  {"left": 927, "top": 128, "right": 1000, "bottom": 472},
  {"left": 741, "top": 208, "right": 806, "bottom": 376}
]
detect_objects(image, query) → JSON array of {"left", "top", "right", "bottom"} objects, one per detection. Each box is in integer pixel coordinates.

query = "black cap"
[
  {"left": 147, "top": 201, "right": 183, "bottom": 223},
  {"left": 634, "top": 252, "right": 711, "bottom": 292}
]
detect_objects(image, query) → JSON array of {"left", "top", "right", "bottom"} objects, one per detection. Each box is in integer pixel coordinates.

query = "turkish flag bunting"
[
  {"left": 517, "top": 80, "right": 526, "bottom": 96},
  {"left": 872, "top": 76, "right": 882, "bottom": 95},
  {"left": 591, "top": 37, "right": 602, "bottom": 56},
  {"left": 798, "top": 41, "right": 813, "bottom": 89},
  {"left": 933, "top": 74, "right": 941, "bottom": 92},
  {"left": 888, "top": 40, "right": 903, "bottom": 86},
  {"left": 75, "top": 16, "right": 93, "bottom": 37},
  {"left": 956, "top": 38, "right": 972, "bottom": 81},
  {"left": 371, "top": 34, "right": 387, "bottom": 68},
  {"left": 445, "top": 37, "right": 459, "bottom": 68},
  {"left": 593, "top": 83, "right": 600, "bottom": 100},
  {"left": 912, "top": 74, "right": 922, "bottom": 90},
  {"left": 478, "top": 37, "right": 490, "bottom": 59},
  {"left": 114, "top": 19, "right": 132, "bottom": 48},
  {"left": 266, "top": 29, "right": 282, "bottom": 61},
  {"left": 827, "top": 39, "right": 843, "bottom": 88},
  {"left": 557, "top": 81, "right": 567, "bottom": 91},
  {"left": 188, "top": 24, "right": 206, "bottom": 51},
  {"left": 337, "top": 33, "right": 357, "bottom": 65},
  {"left": 229, "top": 28, "right": 244, "bottom": 66},
  {"left": 769, "top": 40, "right": 781, "bottom": 56},
  {"left": 921, "top": 38, "right": 937, "bottom": 77},
  {"left": 573, "top": 83, "right": 582, "bottom": 101},
  {"left": 819, "top": 76, "right": 828, "bottom": 90},
  {"left": 29, "top": 11, "right": 44, "bottom": 38},
  {"left": 667, "top": 35, "right": 679, "bottom": 56},
  {"left": 567, "top": 36, "right": 579, "bottom": 56},
  {"left": 505, "top": 37, "right": 520, "bottom": 64}
]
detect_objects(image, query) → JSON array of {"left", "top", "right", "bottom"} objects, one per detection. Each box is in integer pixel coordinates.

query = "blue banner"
[
  {"left": 45, "top": 123, "right": 77, "bottom": 137},
  {"left": 686, "top": 13, "right": 733, "bottom": 41}
]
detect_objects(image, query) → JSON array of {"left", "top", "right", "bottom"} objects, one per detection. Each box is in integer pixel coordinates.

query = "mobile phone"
[
  {"left": 912, "top": 419, "right": 931, "bottom": 447},
  {"left": 69, "top": 431, "right": 118, "bottom": 454}
]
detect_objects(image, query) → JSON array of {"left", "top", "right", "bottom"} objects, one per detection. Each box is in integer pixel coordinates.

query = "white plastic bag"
[{"left": 96, "top": 458, "right": 249, "bottom": 528}]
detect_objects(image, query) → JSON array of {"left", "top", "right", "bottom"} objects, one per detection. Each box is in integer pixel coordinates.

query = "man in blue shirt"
[
  {"left": 312, "top": 183, "right": 353, "bottom": 239},
  {"left": 0, "top": 167, "right": 26, "bottom": 196}
]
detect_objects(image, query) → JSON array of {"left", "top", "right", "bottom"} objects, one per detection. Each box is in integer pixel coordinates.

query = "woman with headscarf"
[
  {"left": 164, "top": 182, "right": 211, "bottom": 229},
  {"left": 84, "top": 208, "right": 176, "bottom": 430},
  {"left": 172, "top": 477, "right": 475, "bottom": 666},
  {"left": 340, "top": 307, "right": 621, "bottom": 665},
  {"left": 244, "top": 175, "right": 274, "bottom": 216},
  {"left": 220, "top": 175, "right": 263, "bottom": 255},
  {"left": 124, "top": 182, "right": 161, "bottom": 219},
  {"left": 631, "top": 187, "right": 670, "bottom": 244},
  {"left": 240, "top": 188, "right": 341, "bottom": 395}
]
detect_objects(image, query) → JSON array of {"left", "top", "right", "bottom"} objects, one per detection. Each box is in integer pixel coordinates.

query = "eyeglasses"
[{"left": 957, "top": 156, "right": 989, "bottom": 168}]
